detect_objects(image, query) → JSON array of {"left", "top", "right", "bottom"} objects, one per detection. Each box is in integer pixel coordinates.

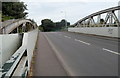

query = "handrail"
[
  {"left": 1, "top": 19, "right": 22, "bottom": 30},
  {"left": 1, "top": 33, "right": 28, "bottom": 78},
  {"left": 1, "top": 19, "right": 36, "bottom": 30},
  {"left": 0, "top": 19, "right": 37, "bottom": 34},
  {"left": 1, "top": 46, "right": 27, "bottom": 78}
]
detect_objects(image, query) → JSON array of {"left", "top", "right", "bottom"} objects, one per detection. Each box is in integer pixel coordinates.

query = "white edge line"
[
  {"left": 44, "top": 33, "right": 74, "bottom": 76},
  {"left": 103, "top": 48, "right": 120, "bottom": 55}
]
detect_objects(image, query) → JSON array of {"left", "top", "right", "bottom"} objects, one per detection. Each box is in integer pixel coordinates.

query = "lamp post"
[
  {"left": 61, "top": 11, "right": 67, "bottom": 31},
  {"left": 118, "top": 1, "right": 120, "bottom": 22}
]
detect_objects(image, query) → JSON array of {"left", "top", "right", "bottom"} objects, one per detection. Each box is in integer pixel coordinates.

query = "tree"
[
  {"left": 2, "top": 2, "right": 28, "bottom": 19},
  {"left": 38, "top": 26, "right": 44, "bottom": 31},
  {"left": 40, "top": 19, "right": 70, "bottom": 32},
  {"left": 41, "top": 19, "right": 55, "bottom": 31},
  {"left": 55, "top": 19, "right": 70, "bottom": 29}
]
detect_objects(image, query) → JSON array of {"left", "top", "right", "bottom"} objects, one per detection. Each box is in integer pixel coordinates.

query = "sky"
[{"left": 20, "top": 0, "right": 120, "bottom": 25}]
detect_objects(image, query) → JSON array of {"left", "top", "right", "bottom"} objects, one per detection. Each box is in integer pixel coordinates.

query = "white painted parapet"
[
  {"left": 23, "top": 29, "right": 38, "bottom": 70},
  {"left": 0, "top": 34, "right": 22, "bottom": 67},
  {"left": 68, "top": 27, "right": 119, "bottom": 38},
  {"left": 27, "top": 29, "right": 38, "bottom": 70},
  {"left": 1, "top": 28, "right": 38, "bottom": 77}
]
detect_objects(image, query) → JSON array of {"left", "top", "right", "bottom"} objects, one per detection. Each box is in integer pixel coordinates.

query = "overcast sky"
[{"left": 21, "top": 0, "right": 120, "bottom": 25}]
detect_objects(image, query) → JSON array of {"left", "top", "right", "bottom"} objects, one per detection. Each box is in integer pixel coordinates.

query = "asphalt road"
[
  {"left": 43, "top": 32, "right": 119, "bottom": 76},
  {"left": 33, "top": 32, "right": 68, "bottom": 76}
]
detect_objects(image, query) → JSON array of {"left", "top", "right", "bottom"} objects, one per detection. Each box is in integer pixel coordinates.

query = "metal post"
[
  {"left": 65, "top": 11, "right": 67, "bottom": 31},
  {"left": 22, "top": 23, "right": 26, "bottom": 32},
  {"left": 97, "top": 15, "right": 101, "bottom": 27},
  {"left": 17, "top": 27, "right": 19, "bottom": 33},
  {"left": 109, "top": 12, "right": 113, "bottom": 27},
  {"left": 61, "top": 11, "right": 67, "bottom": 31}
]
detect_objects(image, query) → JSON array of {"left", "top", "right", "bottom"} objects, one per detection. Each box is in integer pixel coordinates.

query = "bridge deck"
[{"left": 33, "top": 32, "right": 68, "bottom": 76}]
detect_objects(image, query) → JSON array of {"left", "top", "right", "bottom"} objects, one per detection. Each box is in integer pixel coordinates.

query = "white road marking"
[
  {"left": 74, "top": 39, "right": 90, "bottom": 45},
  {"left": 64, "top": 35, "right": 71, "bottom": 39},
  {"left": 103, "top": 48, "right": 120, "bottom": 55}
]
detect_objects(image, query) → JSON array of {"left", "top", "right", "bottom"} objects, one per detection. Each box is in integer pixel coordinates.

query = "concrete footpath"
[{"left": 33, "top": 32, "right": 68, "bottom": 76}]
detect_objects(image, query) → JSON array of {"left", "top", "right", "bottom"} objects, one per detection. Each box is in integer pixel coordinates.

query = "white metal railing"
[
  {"left": 1, "top": 28, "right": 38, "bottom": 78},
  {"left": 1, "top": 36, "right": 28, "bottom": 78}
]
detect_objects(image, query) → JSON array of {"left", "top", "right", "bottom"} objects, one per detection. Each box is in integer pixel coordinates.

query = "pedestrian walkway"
[{"left": 33, "top": 32, "right": 67, "bottom": 76}]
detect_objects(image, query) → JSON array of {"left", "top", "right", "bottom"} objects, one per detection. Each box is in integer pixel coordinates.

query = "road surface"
[
  {"left": 33, "top": 32, "right": 68, "bottom": 76},
  {"left": 34, "top": 32, "right": 119, "bottom": 76}
]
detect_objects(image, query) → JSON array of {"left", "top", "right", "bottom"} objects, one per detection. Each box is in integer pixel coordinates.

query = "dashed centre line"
[
  {"left": 74, "top": 39, "right": 90, "bottom": 45},
  {"left": 59, "top": 34, "right": 62, "bottom": 35},
  {"left": 64, "top": 35, "right": 71, "bottom": 39},
  {"left": 62, "top": 34, "right": 119, "bottom": 56},
  {"left": 62, "top": 34, "right": 119, "bottom": 55},
  {"left": 103, "top": 48, "right": 120, "bottom": 55}
]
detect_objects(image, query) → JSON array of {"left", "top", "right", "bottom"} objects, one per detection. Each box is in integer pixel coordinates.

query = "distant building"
[{"left": 118, "top": 1, "right": 120, "bottom": 21}]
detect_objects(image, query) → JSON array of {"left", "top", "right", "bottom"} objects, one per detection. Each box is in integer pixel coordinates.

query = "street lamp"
[
  {"left": 118, "top": 1, "right": 120, "bottom": 22},
  {"left": 61, "top": 11, "right": 67, "bottom": 31}
]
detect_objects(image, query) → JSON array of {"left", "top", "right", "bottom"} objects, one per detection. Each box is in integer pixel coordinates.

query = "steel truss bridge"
[
  {"left": 69, "top": 6, "right": 120, "bottom": 38},
  {"left": 74, "top": 6, "right": 120, "bottom": 27}
]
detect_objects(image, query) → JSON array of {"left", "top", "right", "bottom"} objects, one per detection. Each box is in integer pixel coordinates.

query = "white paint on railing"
[
  {"left": 5, "top": 46, "right": 26, "bottom": 76},
  {"left": 5, "top": 20, "right": 30, "bottom": 33},
  {"left": 1, "top": 28, "right": 38, "bottom": 77},
  {"left": 22, "top": 33, "right": 28, "bottom": 47},
  {"left": 68, "top": 27, "right": 119, "bottom": 38},
  {"left": 26, "top": 29, "right": 38, "bottom": 70},
  {"left": 0, "top": 34, "right": 21, "bottom": 67},
  {"left": 1, "top": 19, "right": 36, "bottom": 34},
  {"left": 12, "top": 56, "right": 27, "bottom": 76}
]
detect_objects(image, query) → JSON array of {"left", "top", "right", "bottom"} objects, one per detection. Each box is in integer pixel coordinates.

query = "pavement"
[{"left": 33, "top": 31, "right": 119, "bottom": 76}]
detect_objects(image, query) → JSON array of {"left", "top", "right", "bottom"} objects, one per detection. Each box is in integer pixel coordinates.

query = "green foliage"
[
  {"left": 55, "top": 19, "right": 70, "bottom": 30},
  {"left": 40, "top": 19, "right": 70, "bottom": 32},
  {"left": 69, "top": 25, "right": 75, "bottom": 27},
  {"left": 2, "top": 15, "right": 14, "bottom": 21},
  {"left": 41, "top": 19, "right": 55, "bottom": 31},
  {"left": 2, "top": 2, "right": 28, "bottom": 21},
  {"left": 38, "top": 26, "right": 44, "bottom": 31}
]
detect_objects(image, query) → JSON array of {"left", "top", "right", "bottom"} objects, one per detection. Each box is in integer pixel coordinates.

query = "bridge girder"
[
  {"left": 74, "top": 6, "right": 120, "bottom": 27},
  {"left": 0, "top": 19, "right": 37, "bottom": 34}
]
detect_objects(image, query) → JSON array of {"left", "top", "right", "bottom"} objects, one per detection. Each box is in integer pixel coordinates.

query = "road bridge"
[
  {"left": 69, "top": 6, "right": 120, "bottom": 38},
  {"left": 32, "top": 6, "right": 119, "bottom": 77},
  {"left": 0, "top": 5, "right": 119, "bottom": 78}
]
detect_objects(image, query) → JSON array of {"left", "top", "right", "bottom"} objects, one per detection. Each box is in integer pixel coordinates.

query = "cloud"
[
  {"left": 23, "top": 1, "right": 119, "bottom": 25},
  {"left": 21, "top": 0, "right": 120, "bottom": 2}
]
